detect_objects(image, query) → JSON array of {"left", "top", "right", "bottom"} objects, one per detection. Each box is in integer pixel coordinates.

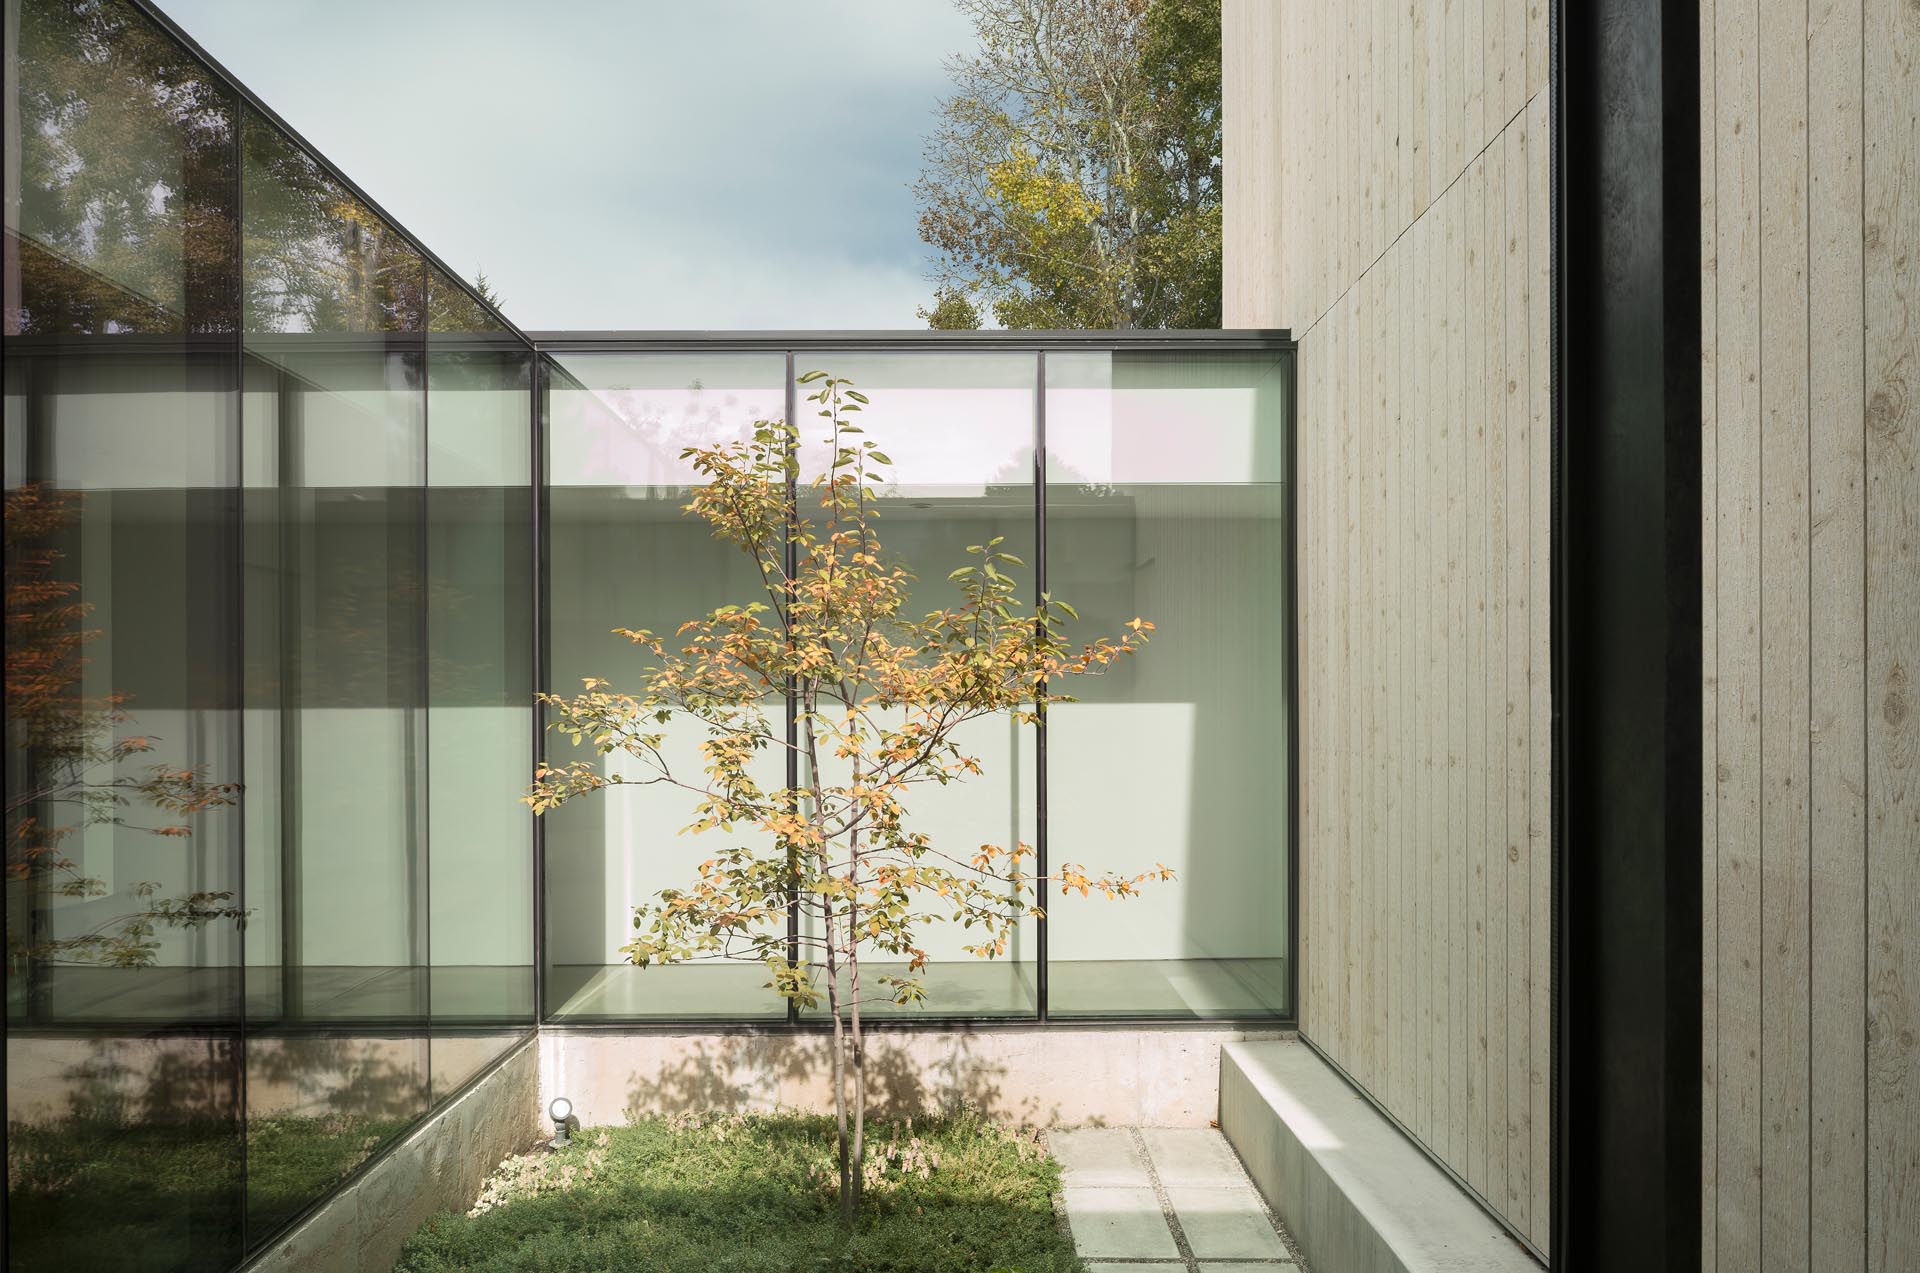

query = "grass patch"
[{"left": 396, "top": 1109, "right": 1087, "bottom": 1273}]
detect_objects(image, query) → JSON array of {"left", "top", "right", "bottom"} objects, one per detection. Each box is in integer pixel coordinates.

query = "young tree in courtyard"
[{"left": 527, "top": 372, "right": 1166, "bottom": 1221}]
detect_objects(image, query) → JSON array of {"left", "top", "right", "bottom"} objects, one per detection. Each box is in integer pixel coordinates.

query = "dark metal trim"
[
  {"left": 531, "top": 357, "right": 551, "bottom": 1026},
  {"left": 1284, "top": 344, "right": 1301, "bottom": 1021},
  {"left": 1032, "top": 350, "right": 1050, "bottom": 1022},
  {"left": 1553, "top": 0, "right": 1704, "bottom": 1267},
  {"left": 538, "top": 1017, "right": 1301, "bottom": 1037},
  {"left": 1548, "top": 0, "right": 1572, "bottom": 1264},
  {"left": 785, "top": 352, "right": 801, "bottom": 1027},
  {"left": 530, "top": 329, "right": 1294, "bottom": 353}
]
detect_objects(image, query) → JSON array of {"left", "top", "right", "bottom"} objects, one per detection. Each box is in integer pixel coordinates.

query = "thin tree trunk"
[
  {"left": 801, "top": 690, "right": 854, "bottom": 1225},
  {"left": 824, "top": 925, "right": 851, "bottom": 1225},
  {"left": 848, "top": 846, "right": 866, "bottom": 1217}
]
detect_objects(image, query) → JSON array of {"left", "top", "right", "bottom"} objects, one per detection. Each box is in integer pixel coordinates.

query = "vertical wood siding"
[
  {"left": 1222, "top": 0, "right": 1552, "bottom": 1252},
  {"left": 1700, "top": 0, "right": 1919, "bottom": 1267}
]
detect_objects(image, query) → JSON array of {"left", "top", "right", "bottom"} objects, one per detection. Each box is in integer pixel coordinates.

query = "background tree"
[
  {"left": 4, "top": 484, "right": 242, "bottom": 969},
  {"left": 914, "top": 0, "right": 1221, "bottom": 329},
  {"left": 916, "top": 286, "right": 983, "bottom": 330},
  {"left": 528, "top": 373, "right": 1165, "bottom": 1221}
]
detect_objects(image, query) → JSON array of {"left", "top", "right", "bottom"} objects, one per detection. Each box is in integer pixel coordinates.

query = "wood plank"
[
  {"left": 1527, "top": 0, "right": 1548, "bottom": 98},
  {"left": 1481, "top": 128, "right": 1510, "bottom": 1222},
  {"left": 1700, "top": 4, "right": 1720, "bottom": 1266},
  {"left": 1414, "top": 0, "right": 1431, "bottom": 212},
  {"left": 1448, "top": 175, "right": 1473, "bottom": 1166},
  {"left": 1714, "top": 0, "right": 1765, "bottom": 1262},
  {"left": 1466, "top": 0, "right": 1486, "bottom": 159},
  {"left": 1465, "top": 150, "right": 1489, "bottom": 1198},
  {"left": 1526, "top": 87, "right": 1553, "bottom": 1253},
  {"left": 1502, "top": 112, "right": 1531, "bottom": 1230},
  {"left": 1420, "top": 206, "right": 1440, "bottom": 1150},
  {"left": 1506, "top": 0, "right": 1527, "bottom": 122},
  {"left": 1485, "top": 0, "right": 1504, "bottom": 142},
  {"left": 1864, "top": 0, "right": 1920, "bottom": 1265},
  {"left": 1758, "top": 0, "right": 1814, "bottom": 1259},
  {"left": 1445, "top": 0, "right": 1462, "bottom": 181},
  {"left": 1356, "top": 266, "right": 1375, "bottom": 1080},
  {"left": 1373, "top": 258, "right": 1390, "bottom": 1097},
  {"left": 1348, "top": 267, "right": 1366, "bottom": 1080},
  {"left": 1384, "top": 249, "right": 1403, "bottom": 1115},
  {"left": 1409, "top": 205, "right": 1427, "bottom": 1150}
]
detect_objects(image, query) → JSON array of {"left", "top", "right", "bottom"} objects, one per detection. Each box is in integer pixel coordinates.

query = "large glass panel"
[
  {"left": 5, "top": 1, "right": 246, "bottom": 1268},
  {"left": 240, "top": 107, "right": 430, "bottom": 1237},
  {"left": 425, "top": 267, "right": 534, "bottom": 1096},
  {"left": 543, "top": 353, "right": 788, "bottom": 1019},
  {"left": 1044, "top": 350, "right": 1290, "bottom": 1018},
  {"left": 794, "top": 352, "right": 1039, "bottom": 1020}
]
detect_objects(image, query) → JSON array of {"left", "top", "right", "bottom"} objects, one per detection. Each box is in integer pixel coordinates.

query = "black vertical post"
[
  {"left": 1033, "top": 350, "right": 1049, "bottom": 1023},
  {"left": 1285, "top": 347, "right": 1301, "bottom": 1021},
  {"left": 786, "top": 352, "right": 801, "bottom": 1025},
  {"left": 531, "top": 357, "right": 548, "bottom": 1025},
  {"left": 1553, "top": 0, "right": 1703, "bottom": 1268}
]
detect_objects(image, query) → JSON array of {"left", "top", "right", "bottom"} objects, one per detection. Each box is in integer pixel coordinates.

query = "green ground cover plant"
[{"left": 395, "top": 1109, "right": 1085, "bottom": 1273}]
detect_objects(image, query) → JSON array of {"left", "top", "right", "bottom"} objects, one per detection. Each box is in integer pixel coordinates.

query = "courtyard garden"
[{"left": 393, "top": 1108, "right": 1084, "bottom": 1273}]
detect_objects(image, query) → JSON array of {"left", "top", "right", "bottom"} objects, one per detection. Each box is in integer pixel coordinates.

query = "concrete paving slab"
[
  {"left": 1050, "top": 1127, "right": 1154, "bottom": 1188},
  {"left": 1196, "top": 1264, "right": 1297, "bottom": 1272},
  {"left": 1061, "top": 1185, "right": 1182, "bottom": 1260},
  {"left": 1140, "top": 1126, "right": 1252, "bottom": 1187},
  {"left": 1083, "top": 1265, "right": 1184, "bottom": 1273},
  {"left": 1167, "top": 1185, "right": 1293, "bottom": 1261}
]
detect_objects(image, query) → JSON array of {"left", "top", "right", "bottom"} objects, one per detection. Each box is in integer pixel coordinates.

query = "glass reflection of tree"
[
  {"left": 242, "top": 117, "right": 425, "bottom": 335},
  {"left": 8, "top": 0, "right": 237, "bottom": 335},
  {"left": 572, "top": 378, "right": 768, "bottom": 491},
  {"left": 4, "top": 484, "right": 242, "bottom": 970}
]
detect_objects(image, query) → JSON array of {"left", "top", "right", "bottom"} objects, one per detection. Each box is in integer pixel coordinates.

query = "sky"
[{"left": 155, "top": 0, "right": 978, "bottom": 331}]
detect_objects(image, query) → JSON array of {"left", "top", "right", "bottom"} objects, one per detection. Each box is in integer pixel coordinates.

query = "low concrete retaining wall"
[
  {"left": 541, "top": 1026, "right": 1293, "bottom": 1129},
  {"left": 245, "top": 1037, "right": 541, "bottom": 1273},
  {"left": 1220, "top": 1040, "right": 1541, "bottom": 1273}
]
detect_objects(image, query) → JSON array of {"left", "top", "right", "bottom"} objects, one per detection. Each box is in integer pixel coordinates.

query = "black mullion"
[
  {"left": 532, "top": 358, "right": 549, "bottom": 1024},
  {"left": 1034, "top": 351, "right": 1049, "bottom": 1023},
  {"left": 1285, "top": 346, "right": 1302, "bottom": 1020},
  {"left": 785, "top": 352, "right": 800, "bottom": 1026}
]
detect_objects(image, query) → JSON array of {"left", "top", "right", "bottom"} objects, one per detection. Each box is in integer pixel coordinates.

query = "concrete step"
[{"left": 1219, "top": 1040, "right": 1541, "bottom": 1273}]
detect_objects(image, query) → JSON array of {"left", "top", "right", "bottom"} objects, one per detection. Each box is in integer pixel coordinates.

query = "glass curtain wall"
[
  {"left": 3, "top": 2, "right": 536, "bottom": 1267},
  {"left": 543, "top": 352, "right": 789, "bottom": 1020},
  {"left": 538, "top": 346, "right": 1290, "bottom": 1025},
  {"left": 1044, "top": 350, "right": 1291, "bottom": 1017}
]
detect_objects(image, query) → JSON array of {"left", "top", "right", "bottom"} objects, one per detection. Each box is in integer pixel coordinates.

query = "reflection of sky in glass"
[
  {"left": 549, "top": 353, "right": 784, "bottom": 488},
  {"left": 796, "top": 353, "right": 1034, "bottom": 497},
  {"left": 1047, "top": 353, "right": 1284, "bottom": 486}
]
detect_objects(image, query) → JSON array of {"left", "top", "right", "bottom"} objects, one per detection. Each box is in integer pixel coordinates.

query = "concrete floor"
[{"left": 1053, "top": 1127, "right": 1306, "bottom": 1271}]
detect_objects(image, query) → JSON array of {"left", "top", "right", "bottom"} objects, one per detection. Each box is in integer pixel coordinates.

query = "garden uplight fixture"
[{"left": 548, "top": 1096, "right": 573, "bottom": 1149}]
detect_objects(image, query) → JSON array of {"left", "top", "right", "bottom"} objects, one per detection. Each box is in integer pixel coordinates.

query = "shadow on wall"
[{"left": 616, "top": 1034, "right": 1081, "bottom": 1129}]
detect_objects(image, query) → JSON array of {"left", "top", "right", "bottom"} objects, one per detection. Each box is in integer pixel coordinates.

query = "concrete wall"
[
  {"left": 1699, "top": 0, "right": 1920, "bottom": 1268},
  {"left": 1223, "top": 0, "right": 1553, "bottom": 1254},
  {"left": 244, "top": 1037, "right": 541, "bottom": 1273},
  {"left": 539, "top": 1027, "right": 1291, "bottom": 1130}
]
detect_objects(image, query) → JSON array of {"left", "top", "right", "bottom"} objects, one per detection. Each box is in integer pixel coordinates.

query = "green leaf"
[{"left": 796, "top": 369, "right": 826, "bottom": 383}]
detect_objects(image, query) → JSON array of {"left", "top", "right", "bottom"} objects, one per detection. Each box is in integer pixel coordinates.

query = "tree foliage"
[
  {"left": 4, "top": 484, "right": 242, "bottom": 968},
  {"left": 528, "top": 374, "right": 1166, "bottom": 1219},
  {"left": 915, "top": 0, "right": 1221, "bottom": 329}
]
